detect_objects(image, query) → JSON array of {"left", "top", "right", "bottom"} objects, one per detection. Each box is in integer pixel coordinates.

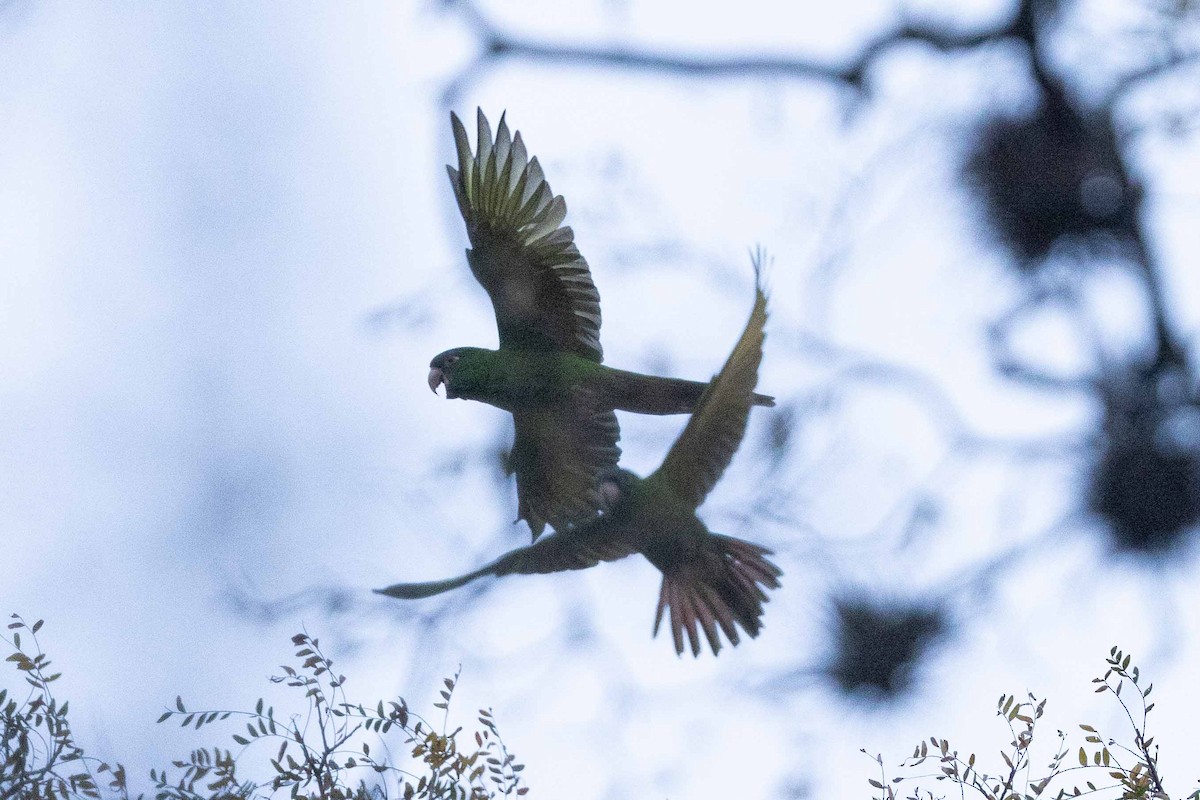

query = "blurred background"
[{"left": 3, "top": 0, "right": 1199, "bottom": 797}]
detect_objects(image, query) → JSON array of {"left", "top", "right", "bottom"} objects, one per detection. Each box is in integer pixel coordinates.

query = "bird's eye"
[{"left": 446, "top": 354, "right": 460, "bottom": 364}]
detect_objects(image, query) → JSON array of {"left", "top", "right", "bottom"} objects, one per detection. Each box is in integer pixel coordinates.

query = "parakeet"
[
  {"left": 382, "top": 256, "right": 781, "bottom": 657},
  {"left": 435, "top": 108, "right": 773, "bottom": 539}
]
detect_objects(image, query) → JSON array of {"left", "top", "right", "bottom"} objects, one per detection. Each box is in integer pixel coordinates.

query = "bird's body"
[
  {"left": 430, "top": 346, "right": 775, "bottom": 415},
  {"left": 430, "top": 109, "right": 775, "bottom": 538},
  {"left": 382, "top": 254, "right": 782, "bottom": 656}
]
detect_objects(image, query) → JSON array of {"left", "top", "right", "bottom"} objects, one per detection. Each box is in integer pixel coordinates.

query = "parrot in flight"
[
  {"left": 382, "top": 254, "right": 781, "bottom": 657},
  {"left": 432, "top": 109, "right": 774, "bottom": 539}
]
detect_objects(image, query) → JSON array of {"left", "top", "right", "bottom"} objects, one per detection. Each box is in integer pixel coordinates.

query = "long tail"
[
  {"left": 375, "top": 564, "right": 495, "bottom": 600},
  {"left": 602, "top": 370, "right": 775, "bottom": 415},
  {"left": 653, "top": 533, "right": 783, "bottom": 657}
]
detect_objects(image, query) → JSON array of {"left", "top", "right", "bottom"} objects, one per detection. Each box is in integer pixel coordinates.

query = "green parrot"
[
  {"left": 382, "top": 258, "right": 781, "bottom": 657},
  {"left": 433, "top": 109, "right": 773, "bottom": 539}
]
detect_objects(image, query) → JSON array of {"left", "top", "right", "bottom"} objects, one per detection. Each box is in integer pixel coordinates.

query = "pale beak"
[{"left": 428, "top": 367, "right": 445, "bottom": 395}]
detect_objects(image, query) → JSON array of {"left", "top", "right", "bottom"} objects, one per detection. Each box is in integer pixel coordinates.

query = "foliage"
[
  {"left": 1, "top": 613, "right": 129, "bottom": 799},
  {"left": 1, "top": 615, "right": 527, "bottom": 799},
  {"left": 863, "top": 647, "right": 1197, "bottom": 800}
]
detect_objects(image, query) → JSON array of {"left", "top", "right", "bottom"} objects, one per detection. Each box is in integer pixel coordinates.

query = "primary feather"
[
  {"left": 650, "top": 248, "right": 770, "bottom": 509},
  {"left": 448, "top": 109, "right": 603, "bottom": 362}
]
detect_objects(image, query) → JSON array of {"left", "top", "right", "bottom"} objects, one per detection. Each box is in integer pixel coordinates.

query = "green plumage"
[
  {"left": 432, "top": 109, "right": 774, "bottom": 538},
  {"left": 385, "top": 258, "right": 782, "bottom": 656},
  {"left": 431, "top": 347, "right": 774, "bottom": 414}
]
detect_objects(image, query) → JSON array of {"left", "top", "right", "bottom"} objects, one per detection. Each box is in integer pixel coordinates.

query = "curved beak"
[{"left": 427, "top": 367, "right": 445, "bottom": 395}]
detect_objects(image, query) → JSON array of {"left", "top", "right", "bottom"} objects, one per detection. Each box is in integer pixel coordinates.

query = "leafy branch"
[
  {"left": 155, "top": 631, "right": 528, "bottom": 800},
  {"left": 864, "top": 648, "right": 1197, "bottom": 800},
  {"left": 1, "top": 613, "right": 131, "bottom": 799},
  {"left": 2, "top": 615, "right": 528, "bottom": 800}
]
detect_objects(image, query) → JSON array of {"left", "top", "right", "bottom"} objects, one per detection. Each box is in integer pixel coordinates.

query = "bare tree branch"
[{"left": 441, "top": 0, "right": 1039, "bottom": 103}]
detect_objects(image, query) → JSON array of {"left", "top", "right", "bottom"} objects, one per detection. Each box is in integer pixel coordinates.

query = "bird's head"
[
  {"left": 428, "top": 347, "right": 491, "bottom": 399},
  {"left": 598, "top": 469, "right": 640, "bottom": 512}
]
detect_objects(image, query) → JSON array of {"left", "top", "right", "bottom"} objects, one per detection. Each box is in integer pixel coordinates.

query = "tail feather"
[
  {"left": 652, "top": 533, "right": 783, "bottom": 657},
  {"left": 695, "top": 581, "right": 741, "bottom": 649},
  {"left": 724, "top": 538, "right": 782, "bottom": 588},
  {"left": 604, "top": 371, "right": 774, "bottom": 415},
  {"left": 657, "top": 582, "right": 684, "bottom": 655}
]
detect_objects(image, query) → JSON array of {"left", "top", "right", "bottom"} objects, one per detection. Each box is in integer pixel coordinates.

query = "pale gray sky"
[{"left": 3, "top": 1, "right": 1199, "bottom": 798}]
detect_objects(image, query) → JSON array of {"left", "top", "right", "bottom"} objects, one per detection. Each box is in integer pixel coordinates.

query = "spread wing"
[
  {"left": 490, "top": 516, "right": 641, "bottom": 576},
  {"left": 375, "top": 512, "right": 641, "bottom": 601},
  {"left": 510, "top": 406, "right": 621, "bottom": 540},
  {"left": 649, "top": 250, "right": 769, "bottom": 510},
  {"left": 448, "top": 109, "right": 603, "bottom": 362}
]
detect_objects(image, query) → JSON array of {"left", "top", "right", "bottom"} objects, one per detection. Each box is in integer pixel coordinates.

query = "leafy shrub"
[
  {"left": 864, "top": 647, "right": 1197, "bottom": 800},
  {"left": 1, "top": 613, "right": 126, "bottom": 799},
  {"left": 2, "top": 614, "right": 527, "bottom": 799}
]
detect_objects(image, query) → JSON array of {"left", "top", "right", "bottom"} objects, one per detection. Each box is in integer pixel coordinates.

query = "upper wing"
[
  {"left": 648, "top": 250, "right": 770, "bottom": 510},
  {"left": 510, "top": 406, "right": 621, "bottom": 539},
  {"left": 448, "top": 109, "right": 603, "bottom": 363}
]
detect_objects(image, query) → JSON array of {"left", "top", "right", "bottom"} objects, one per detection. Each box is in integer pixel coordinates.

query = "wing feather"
[
  {"left": 449, "top": 109, "right": 604, "bottom": 362},
  {"left": 489, "top": 518, "right": 641, "bottom": 576},
  {"left": 375, "top": 513, "right": 640, "bottom": 600},
  {"left": 649, "top": 250, "right": 770, "bottom": 509},
  {"left": 511, "top": 407, "right": 621, "bottom": 539}
]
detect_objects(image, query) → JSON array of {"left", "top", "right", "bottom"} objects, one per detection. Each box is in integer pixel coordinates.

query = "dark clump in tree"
[
  {"left": 964, "top": 89, "right": 1140, "bottom": 267},
  {"left": 824, "top": 595, "right": 947, "bottom": 700},
  {"left": 1089, "top": 361, "right": 1200, "bottom": 555}
]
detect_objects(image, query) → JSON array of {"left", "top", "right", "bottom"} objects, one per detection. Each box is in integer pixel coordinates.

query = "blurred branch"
[
  {"left": 941, "top": 508, "right": 1086, "bottom": 604},
  {"left": 1125, "top": 225, "right": 1190, "bottom": 373},
  {"left": 984, "top": 279, "right": 1103, "bottom": 395},
  {"left": 1108, "top": 50, "right": 1200, "bottom": 104},
  {"left": 442, "top": 0, "right": 1040, "bottom": 102},
  {"left": 741, "top": 329, "right": 1089, "bottom": 560},
  {"left": 785, "top": 328, "right": 1093, "bottom": 456}
]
